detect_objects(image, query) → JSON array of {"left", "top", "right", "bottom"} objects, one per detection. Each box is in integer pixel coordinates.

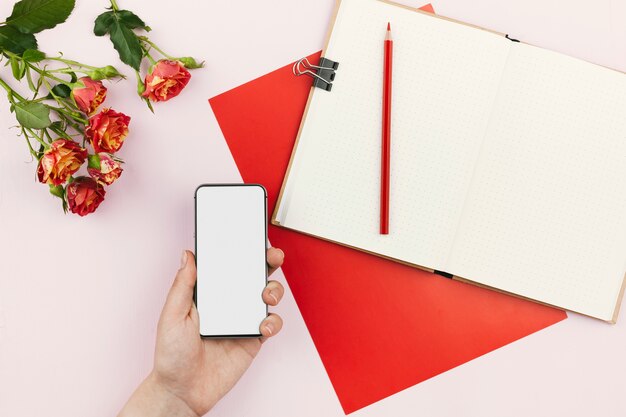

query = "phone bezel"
[{"left": 194, "top": 183, "right": 269, "bottom": 338}]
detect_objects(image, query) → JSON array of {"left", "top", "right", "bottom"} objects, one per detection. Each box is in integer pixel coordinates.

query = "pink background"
[{"left": 0, "top": 1, "right": 625, "bottom": 416}]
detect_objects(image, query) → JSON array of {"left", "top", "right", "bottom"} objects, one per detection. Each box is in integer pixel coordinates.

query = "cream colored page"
[
  {"left": 447, "top": 42, "right": 626, "bottom": 320},
  {"left": 277, "top": 0, "right": 511, "bottom": 269}
]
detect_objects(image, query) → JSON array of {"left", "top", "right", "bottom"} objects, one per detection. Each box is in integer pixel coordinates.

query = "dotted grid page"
[
  {"left": 277, "top": 0, "right": 511, "bottom": 270},
  {"left": 447, "top": 42, "right": 626, "bottom": 321}
]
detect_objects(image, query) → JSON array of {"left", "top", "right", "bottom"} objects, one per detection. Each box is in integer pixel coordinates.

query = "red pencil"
[{"left": 380, "top": 22, "right": 393, "bottom": 235}]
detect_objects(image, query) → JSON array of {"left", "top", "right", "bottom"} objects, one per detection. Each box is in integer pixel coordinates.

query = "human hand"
[{"left": 118, "top": 248, "right": 286, "bottom": 417}]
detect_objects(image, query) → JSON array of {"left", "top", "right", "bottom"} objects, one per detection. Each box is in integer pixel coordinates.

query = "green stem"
[
  {"left": 0, "top": 77, "right": 27, "bottom": 102},
  {"left": 48, "top": 124, "right": 71, "bottom": 140},
  {"left": 42, "top": 128, "right": 53, "bottom": 142},
  {"left": 24, "top": 137, "right": 38, "bottom": 157},
  {"left": 110, "top": 0, "right": 120, "bottom": 11},
  {"left": 49, "top": 106, "right": 87, "bottom": 129},
  {"left": 26, "top": 63, "right": 68, "bottom": 85},
  {"left": 24, "top": 128, "right": 48, "bottom": 147},
  {"left": 141, "top": 45, "right": 157, "bottom": 65},
  {"left": 141, "top": 38, "right": 172, "bottom": 60},
  {"left": 48, "top": 57, "right": 98, "bottom": 70},
  {"left": 39, "top": 77, "right": 88, "bottom": 127},
  {"left": 20, "top": 128, "right": 39, "bottom": 157},
  {"left": 0, "top": 77, "right": 13, "bottom": 94},
  {"left": 48, "top": 68, "right": 89, "bottom": 75}
]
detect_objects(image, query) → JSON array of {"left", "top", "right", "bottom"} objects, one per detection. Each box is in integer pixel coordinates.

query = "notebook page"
[
  {"left": 447, "top": 42, "right": 626, "bottom": 320},
  {"left": 277, "top": 0, "right": 511, "bottom": 269}
]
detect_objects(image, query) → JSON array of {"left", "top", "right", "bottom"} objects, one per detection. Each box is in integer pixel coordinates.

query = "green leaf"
[
  {"left": 87, "top": 154, "right": 101, "bottom": 170},
  {"left": 49, "top": 184, "right": 67, "bottom": 213},
  {"left": 93, "top": 11, "right": 114, "bottom": 36},
  {"left": 116, "top": 10, "right": 149, "bottom": 31},
  {"left": 50, "top": 83, "right": 71, "bottom": 98},
  {"left": 22, "top": 48, "right": 45, "bottom": 62},
  {"left": 14, "top": 101, "right": 51, "bottom": 129},
  {"left": 142, "top": 97, "right": 154, "bottom": 113},
  {"left": 94, "top": 9, "right": 149, "bottom": 36},
  {"left": 10, "top": 56, "right": 27, "bottom": 80},
  {"left": 6, "top": 0, "right": 76, "bottom": 34},
  {"left": 10, "top": 56, "right": 19, "bottom": 78},
  {"left": 109, "top": 19, "right": 143, "bottom": 70},
  {"left": 94, "top": 9, "right": 148, "bottom": 70},
  {"left": 50, "top": 120, "right": 64, "bottom": 130},
  {"left": 49, "top": 183, "right": 64, "bottom": 198},
  {"left": 0, "top": 26, "right": 37, "bottom": 55}
]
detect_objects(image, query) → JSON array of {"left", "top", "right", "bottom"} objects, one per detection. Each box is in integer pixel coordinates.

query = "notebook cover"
[{"left": 209, "top": 5, "right": 566, "bottom": 414}]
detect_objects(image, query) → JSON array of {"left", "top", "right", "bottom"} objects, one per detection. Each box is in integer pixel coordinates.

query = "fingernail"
[
  {"left": 268, "top": 290, "right": 279, "bottom": 305},
  {"left": 264, "top": 323, "right": 274, "bottom": 335},
  {"left": 180, "top": 250, "right": 188, "bottom": 269}
]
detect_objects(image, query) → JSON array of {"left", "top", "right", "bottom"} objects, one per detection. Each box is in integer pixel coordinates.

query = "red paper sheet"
[{"left": 209, "top": 5, "right": 566, "bottom": 413}]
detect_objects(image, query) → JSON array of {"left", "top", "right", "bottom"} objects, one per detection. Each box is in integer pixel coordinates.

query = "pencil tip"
[{"left": 387, "top": 22, "right": 391, "bottom": 31}]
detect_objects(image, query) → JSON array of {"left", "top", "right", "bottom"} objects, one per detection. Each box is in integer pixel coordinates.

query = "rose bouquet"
[
  {"left": 1, "top": 0, "right": 202, "bottom": 216},
  {"left": 0, "top": 0, "right": 130, "bottom": 216}
]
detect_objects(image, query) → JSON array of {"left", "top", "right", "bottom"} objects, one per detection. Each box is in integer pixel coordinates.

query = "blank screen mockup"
[{"left": 195, "top": 185, "right": 267, "bottom": 337}]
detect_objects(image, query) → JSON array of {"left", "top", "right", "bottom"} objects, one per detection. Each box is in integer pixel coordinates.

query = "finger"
[
  {"left": 162, "top": 250, "right": 197, "bottom": 320},
  {"left": 189, "top": 301, "right": 200, "bottom": 327},
  {"left": 267, "top": 247, "right": 284, "bottom": 276},
  {"left": 259, "top": 313, "right": 283, "bottom": 342},
  {"left": 262, "top": 280, "right": 285, "bottom": 306}
]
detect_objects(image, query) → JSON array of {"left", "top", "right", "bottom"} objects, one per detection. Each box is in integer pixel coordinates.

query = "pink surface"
[{"left": 1, "top": 1, "right": 625, "bottom": 417}]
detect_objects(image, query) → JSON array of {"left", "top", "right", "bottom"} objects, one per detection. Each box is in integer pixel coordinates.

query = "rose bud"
[
  {"left": 142, "top": 60, "right": 191, "bottom": 102},
  {"left": 37, "top": 139, "right": 88, "bottom": 186},
  {"left": 72, "top": 77, "right": 107, "bottom": 115},
  {"left": 177, "top": 57, "right": 204, "bottom": 69},
  {"left": 87, "top": 65, "right": 123, "bottom": 81},
  {"left": 86, "top": 108, "right": 131, "bottom": 154},
  {"left": 66, "top": 177, "right": 106, "bottom": 217},
  {"left": 87, "top": 153, "right": 123, "bottom": 186}
]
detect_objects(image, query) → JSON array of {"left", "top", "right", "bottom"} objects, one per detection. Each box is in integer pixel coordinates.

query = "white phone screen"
[{"left": 195, "top": 185, "right": 267, "bottom": 337}]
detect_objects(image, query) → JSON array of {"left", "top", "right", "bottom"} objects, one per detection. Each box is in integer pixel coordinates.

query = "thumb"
[{"left": 162, "top": 250, "right": 197, "bottom": 320}]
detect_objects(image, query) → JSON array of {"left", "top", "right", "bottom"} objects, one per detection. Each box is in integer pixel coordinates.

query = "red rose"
[
  {"left": 37, "top": 139, "right": 88, "bottom": 186},
  {"left": 66, "top": 177, "right": 106, "bottom": 216},
  {"left": 88, "top": 153, "right": 123, "bottom": 186},
  {"left": 86, "top": 108, "right": 131, "bottom": 153},
  {"left": 142, "top": 60, "right": 191, "bottom": 102},
  {"left": 72, "top": 77, "right": 107, "bottom": 115}
]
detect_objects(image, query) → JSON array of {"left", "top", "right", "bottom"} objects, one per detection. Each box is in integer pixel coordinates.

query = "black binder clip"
[
  {"left": 505, "top": 34, "right": 520, "bottom": 42},
  {"left": 293, "top": 57, "right": 339, "bottom": 91}
]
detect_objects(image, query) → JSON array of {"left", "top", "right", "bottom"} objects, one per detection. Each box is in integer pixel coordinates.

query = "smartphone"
[{"left": 194, "top": 184, "right": 268, "bottom": 338}]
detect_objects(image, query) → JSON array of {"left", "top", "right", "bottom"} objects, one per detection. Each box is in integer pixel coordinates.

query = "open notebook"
[{"left": 273, "top": 0, "right": 626, "bottom": 322}]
